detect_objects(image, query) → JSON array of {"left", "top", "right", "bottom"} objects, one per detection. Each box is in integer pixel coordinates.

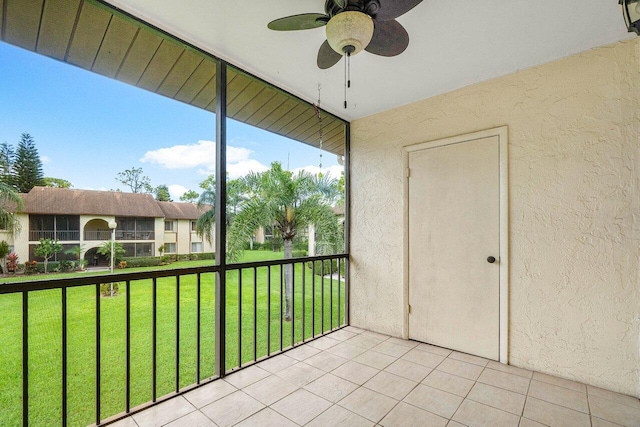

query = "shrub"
[
  {"left": 58, "top": 260, "right": 74, "bottom": 272},
  {"left": 307, "top": 259, "right": 345, "bottom": 277},
  {"left": 100, "top": 282, "right": 120, "bottom": 297},
  {"left": 118, "top": 261, "right": 127, "bottom": 269},
  {"left": 6, "top": 252, "right": 19, "bottom": 273},
  {"left": 24, "top": 260, "right": 38, "bottom": 275},
  {"left": 292, "top": 249, "right": 307, "bottom": 258},
  {"left": 121, "top": 256, "right": 162, "bottom": 268}
]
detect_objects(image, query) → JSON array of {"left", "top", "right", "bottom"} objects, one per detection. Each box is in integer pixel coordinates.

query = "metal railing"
[
  {"left": 29, "top": 231, "right": 80, "bottom": 241},
  {"left": 115, "top": 231, "right": 155, "bottom": 241},
  {"left": 0, "top": 253, "right": 348, "bottom": 426},
  {"left": 84, "top": 231, "right": 112, "bottom": 241}
]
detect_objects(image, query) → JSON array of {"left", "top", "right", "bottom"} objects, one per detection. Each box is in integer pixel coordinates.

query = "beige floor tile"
[
  {"left": 275, "top": 361, "right": 324, "bottom": 387},
  {"left": 343, "top": 326, "right": 366, "bottom": 334},
  {"left": 327, "top": 342, "right": 368, "bottom": 359},
  {"left": 286, "top": 344, "right": 320, "bottom": 361},
  {"left": 437, "top": 359, "right": 484, "bottom": 381},
  {"left": 372, "top": 341, "right": 413, "bottom": 358},
  {"left": 234, "top": 408, "right": 297, "bottom": 427},
  {"left": 339, "top": 386, "right": 398, "bottom": 423},
  {"left": 467, "top": 383, "right": 526, "bottom": 415},
  {"left": 242, "top": 374, "right": 298, "bottom": 405},
  {"left": 519, "top": 418, "right": 547, "bottom": 427},
  {"left": 386, "top": 337, "right": 420, "bottom": 348},
  {"left": 589, "top": 395, "right": 640, "bottom": 426},
  {"left": 109, "top": 416, "right": 139, "bottom": 427},
  {"left": 271, "top": 389, "right": 332, "bottom": 425},
  {"left": 256, "top": 354, "right": 298, "bottom": 374},
  {"left": 224, "top": 365, "right": 270, "bottom": 389},
  {"left": 587, "top": 385, "right": 640, "bottom": 410},
  {"left": 361, "top": 330, "right": 390, "bottom": 341},
  {"left": 477, "top": 368, "right": 531, "bottom": 395},
  {"left": 403, "top": 384, "right": 464, "bottom": 419},
  {"left": 385, "top": 358, "right": 433, "bottom": 382},
  {"left": 486, "top": 361, "right": 533, "bottom": 379},
  {"left": 304, "top": 351, "right": 348, "bottom": 372},
  {"left": 415, "top": 343, "right": 453, "bottom": 357},
  {"left": 447, "top": 421, "right": 468, "bottom": 427},
  {"left": 364, "top": 371, "right": 418, "bottom": 400},
  {"left": 353, "top": 350, "right": 397, "bottom": 370},
  {"left": 380, "top": 401, "right": 448, "bottom": 427},
  {"left": 348, "top": 334, "right": 386, "bottom": 350},
  {"left": 522, "top": 397, "right": 590, "bottom": 427},
  {"left": 307, "top": 335, "right": 341, "bottom": 351},
  {"left": 304, "top": 373, "right": 358, "bottom": 402},
  {"left": 183, "top": 380, "right": 237, "bottom": 408},
  {"left": 401, "top": 348, "right": 446, "bottom": 368},
  {"left": 449, "top": 351, "right": 490, "bottom": 367},
  {"left": 332, "top": 360, "right": 380, "bottom": 385},
  {"left": 423, "top": 369, "right": 475, "bottom": 397},
  {"left": 132, "top": 396, "right": 196, "bottom": 427},
  {"left": 328, "top": 329, "right": 358, "bottom": 341},
  {"left": 306, "top": 404, "right": 374, "bottom": 427},
  {"left": 163, "top": 410, "right": 217, "bottom": 427},
  {"left": 200, "top": 391, "right": 264, "bottom": 427},
  {"left": 452, "top": 399, "right": 520, "bottom": 427},
  {"left": 531, "top": 372, "right": 586, "bottom": 393},
  {"left": 590, "top": 417, "right": 623, "bottom": 427},
  {"left": 528, "top": 380, "right": 589, "bottom": 413}
]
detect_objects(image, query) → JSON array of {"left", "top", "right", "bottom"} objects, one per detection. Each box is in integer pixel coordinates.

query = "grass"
[{"left": 0, "top": 251, "right": 346, "bottom": 427}]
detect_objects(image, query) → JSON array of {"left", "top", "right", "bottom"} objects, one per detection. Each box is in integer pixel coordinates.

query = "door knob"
[{"left": 487, "top": 256, "right": 496, "bottom": 264}]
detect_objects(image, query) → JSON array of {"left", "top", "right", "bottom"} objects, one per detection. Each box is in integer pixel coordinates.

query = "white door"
[{"left": 408, "top": 135, "right": 501, "bottom": 360}]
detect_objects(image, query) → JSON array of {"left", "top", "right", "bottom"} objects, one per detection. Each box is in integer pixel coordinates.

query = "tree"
[
  {"left": 64, "top": 244, "right": 85, "bottom": 270},
  {"left": 0, "top": 181, "right": 24, "bottom": 235},
  {"left": 34, "top": 238, "right": 63, "bottom": 273},
  {"left": 195, "top": 176, "right": 246, "bottom": 245},
  {"left": 154, "top": 184, "right": 172, "bottom": 201},
  {"left": 13, "top": 132, "right": 44, "bottom": 193},
  {"left": 43, "top": 177, "right": 72, "bottom": 188},
  {"left": 0, "top": 142, "right": 15, "bottom": 186},
  {"left": 197, "top": 162, "right": 341, "bottom": 320},
  {"left": 179, "top": 190, "right": 199, "bottom": 203},
  {"left": 97, "top": 241, "right": 125, "bottom": 266},
  {"left": 116, "top": 167, "right": 152, "bottom": 193},
  {"left": 0, "top": 240, "right": 9, "bottom": 274}
]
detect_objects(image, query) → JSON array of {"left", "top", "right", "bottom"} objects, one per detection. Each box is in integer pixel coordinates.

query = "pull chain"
[
  {"left": 344, "top": 51, "right": 351, "bottom": 109},
  {"left": 314, "top": 85, "right": 324, "bottom": 169}
]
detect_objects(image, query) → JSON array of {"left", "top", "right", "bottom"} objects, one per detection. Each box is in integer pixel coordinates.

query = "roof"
[
  {"left": 157, "top": 200, "right": 211, "bottom": 220},
  {"left": 19, "top": 187, "right": 204, "bottom": 219}
]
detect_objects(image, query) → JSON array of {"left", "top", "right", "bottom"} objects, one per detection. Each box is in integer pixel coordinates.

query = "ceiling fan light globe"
[{"left": 326, "top": 11, "right": 374, "bottom": 55}]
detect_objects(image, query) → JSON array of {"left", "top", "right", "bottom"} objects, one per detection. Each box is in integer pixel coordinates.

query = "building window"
[
  {"left": 164, "top": 220, "right": 175, "bottom": 232},
  {"left": 191, "top": 221, "right": 197, "bottom": 232},
  {"left": 164, "top": 243, "right": 176, "bottom": 253},
  {"left": 191, "top": 242, "right": 203, "bottom": 253}
]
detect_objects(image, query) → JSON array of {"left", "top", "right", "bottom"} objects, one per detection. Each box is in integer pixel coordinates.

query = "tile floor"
[{"left": 110, "top": 327, "right": 640, "bottom": 427}]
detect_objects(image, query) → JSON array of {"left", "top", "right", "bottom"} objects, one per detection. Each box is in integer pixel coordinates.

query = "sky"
[{"left": 0, "top": 42, "right": 343, "bottom": 200}]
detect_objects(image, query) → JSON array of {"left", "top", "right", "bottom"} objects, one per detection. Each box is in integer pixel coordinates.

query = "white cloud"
[
  {"left": 40, "top": 155, "right": 51, "bottom": 164},
  {"left": 141, "top": 140, "right": 268, "bottom": 178},
  {"left": 168, "top": 184, "right": 189, "bottom": 201}
]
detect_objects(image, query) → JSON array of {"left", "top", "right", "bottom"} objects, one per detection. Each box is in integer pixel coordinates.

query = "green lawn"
[{"left": 0, "top": 251, "right": 346, "bottom": 426}]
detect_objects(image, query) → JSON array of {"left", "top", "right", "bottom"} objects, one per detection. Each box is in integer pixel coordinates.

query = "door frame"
[{"left": 402, "top": 126, "right": 509, "bottom": 363}]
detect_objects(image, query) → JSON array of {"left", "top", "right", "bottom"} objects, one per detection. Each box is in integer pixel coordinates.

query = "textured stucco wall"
[{"left": 350, "top": 38, "right": 639, "bottom": 396}]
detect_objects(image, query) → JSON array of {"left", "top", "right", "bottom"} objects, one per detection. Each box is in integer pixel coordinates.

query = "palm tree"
[
  {"left": 0, "top": 181, "right": 23, "bottom": 235},
  {"left": 228, "top": 162, "right": 341, "bottom": 320}
]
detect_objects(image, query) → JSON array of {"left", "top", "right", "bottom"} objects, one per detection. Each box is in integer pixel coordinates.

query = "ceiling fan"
[{"left": 268, "top": 0, "right": 423, "bottom": 69}]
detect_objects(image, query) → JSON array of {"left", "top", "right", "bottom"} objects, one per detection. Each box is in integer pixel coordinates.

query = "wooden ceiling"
[{"left": 0, "top": 0, "right": 346, "bottom": 155}]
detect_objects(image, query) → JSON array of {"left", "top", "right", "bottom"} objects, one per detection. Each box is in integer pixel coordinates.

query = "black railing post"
[
  {"left": 215, "top": 60, "right": 228, "bottom": 378},
  {"left": 344, "top": 122, "right": 351, "bottom": 325},
  {"left": 253, "top": 267, "right": 257, "bottom": 362},
  {"left": 267, "top": 265, "right": 271, "bottom": 356},
  {"left": 95, "top": 284, "right": 101, "bottom": 425},
  {"left": 152, "top": 278, "right": 157, "bottom": 401},
  {"left": 62, "top": 288, "right": 68, "bottom": 427},
  {"left": 126, "top": 280, "right": 131, "bottom": 412},
  {"left": 22, "top": 291, "right": 28, "bottom": 427},
  {"left": 196, "top": 273, "right": 201, "bottom": 383},
  {"left": 176, "top": 275, "right": 181, "bottom": 392}
]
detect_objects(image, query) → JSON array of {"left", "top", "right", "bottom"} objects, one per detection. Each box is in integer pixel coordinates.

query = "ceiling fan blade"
[
  {"left": 317, "top": 40, "right": 342, "bottom": 69},
  {"left": 365, "top": 20, "right": 409, "bottom": 57},
  {"left": 375, "top": 0, "right": 423, "bottom": 21},
  {"left": 267, "top": 13, "right": 329, "bottom": 31}
]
